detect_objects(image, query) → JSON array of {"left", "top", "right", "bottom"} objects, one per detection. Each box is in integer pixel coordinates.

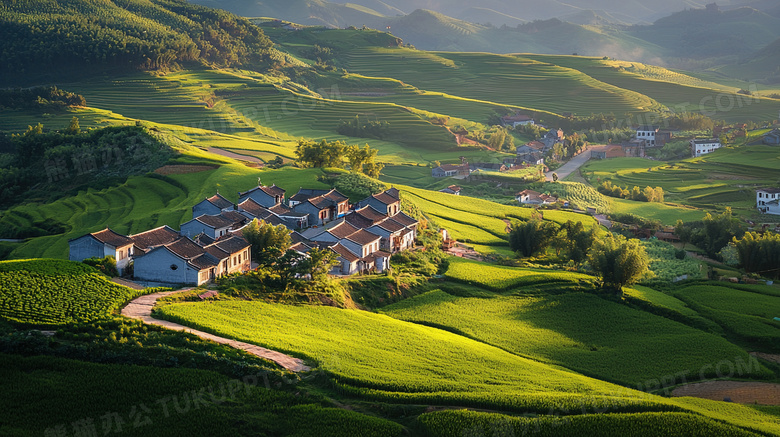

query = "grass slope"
[{"left": 382, "top": 288, "right": 770, "bottom": 387}]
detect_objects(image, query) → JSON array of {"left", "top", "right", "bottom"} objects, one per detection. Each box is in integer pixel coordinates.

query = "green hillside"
[{"left": 0, "top": 0, "right": 277, "bottom": 83}]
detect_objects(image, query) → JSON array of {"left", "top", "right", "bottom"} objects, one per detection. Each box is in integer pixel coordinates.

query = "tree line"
[
  {"left": 508, "top": 218, "right": 649, "bottom": 294},
  {"left": 598, "top": 181, "right": 665, "bottom": 203},
  {"left": 0, "top": 87, "right": 86, "bottom": 111}
]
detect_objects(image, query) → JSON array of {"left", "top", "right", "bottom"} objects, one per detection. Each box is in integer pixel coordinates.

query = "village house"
[
  {"left": 68, "top": 228, "right": 135, "bottom": 274},
  {"left": 690, "top": 138, "right": 722, "bottom": 157},
  {"left": 301, "top": 219, "right": 360, "bottom": 244},
  {"left": 329, "top": 243, "right": 361, "bottom": 275},
  {"left": 357, "top": 189, "right": 401, "bottom": 216},
  {"left": 515, "top": 189, "right": 557, "bottom": 205},
  {"left": 133, "top": 237, "right": 222, "bottom": 286},
  {"left": 439, "top": 185, "right": 461, "bottom": 195},
  {"left": 432, "top": 163, "right": 469, "bottom": 177},
  {"left": 338, "top": 229, "right": 390, "bottom": 274},
  {"left": 540, "top": 129, "right": 564, "bottom": 151},
  {"left": 180, "top": 213, "right": 241, "bottom": 240},
  {"left": 237, "top": 198, "right": 297, "bottom": 229},
  {"left": 635, "top": 125, "right": 659, "bottom": 146},
  {"left": 128, "top": 226, "right": 181, "bottom": 255},
  {"left": 192, "top": 193, "right": 233, "bottom": 217},
  {"left": 501, "top": 113, "right": 534, "bottom": 127},
  {"left": 291, "top": 189, "right": 350, "bottom": 226},
  {"left": 757, "top": 188, "right": 780, "bottom": 215},
  {"left": 590, "top": 145, "right": 625, "bottom": 160},
  {"left": 237, "top": 183, "right": 285, "bottom": 208},
  {"left": 764, "top": 129, "right": 780, "bottom": 145}
]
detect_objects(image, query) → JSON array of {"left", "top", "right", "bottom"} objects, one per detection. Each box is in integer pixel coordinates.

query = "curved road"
[
  {"left": 545, "top": 145, "right": 608, "bottom": 181},
  {"left": 122, "top": 290, "right": 310, "bottom": 372}
]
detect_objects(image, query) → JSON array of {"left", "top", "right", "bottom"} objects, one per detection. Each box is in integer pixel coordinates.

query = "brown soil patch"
[
  {"left": 752, "top": 352, "right": 780, "bottom": 365},
  {"left": 671, "top": 381, "right": 780, "bottom": 405},
  {"left": 154, "top": 164, "right": 218, "bottom": 175}
]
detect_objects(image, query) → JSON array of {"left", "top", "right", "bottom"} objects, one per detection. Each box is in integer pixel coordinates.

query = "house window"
[
  {"left": 238, "top": 254, "right": 241, "bottom": 264},
  {"left": 170, "top": 264, "right": 178, "bottom": 271},
  {"left": 118, "top": 250, "right": 124, "bottom": 260},
  {"left": 233, "top": 256, "right": 237, "bottom": 266},
  {"left": 223, "top": 260, "right": 228, "bottom": 271}
]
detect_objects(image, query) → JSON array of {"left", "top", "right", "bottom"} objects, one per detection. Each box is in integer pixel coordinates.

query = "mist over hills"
[{"left": 192, "top": 0, "right": 780, "bottom": 76}]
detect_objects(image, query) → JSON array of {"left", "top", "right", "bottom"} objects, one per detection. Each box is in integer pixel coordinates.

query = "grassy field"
[
  {"left": 0, "top": 259, "right": 147, "bottom": 325},
  {"left": 156, "top": 299, "right": 780, "bottom": 434},
  {"left": 671, "top": 284, "right": 780, "bottom": 352},
  {"left": 444, "top": 257, "right": 594, "bottom": 291},
  {"left": 0, "top": 354, "right": 402, "bottom": 437},
  {"left": 382, "top": 288, "right": 768, "bottom": 387}
]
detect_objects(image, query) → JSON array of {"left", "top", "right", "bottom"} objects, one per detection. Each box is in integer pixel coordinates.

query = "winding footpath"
[{"left": 121, "top": 290, "right": 310, "bottom": 372}]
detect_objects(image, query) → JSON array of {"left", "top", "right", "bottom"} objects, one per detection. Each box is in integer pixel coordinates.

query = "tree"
[
  {"left": 554, "top": 220, "right": 596, "bottom": 263},
  {"left": 487, "top": 127, "right": 507, "bottom": 151},
  {"left": 300, "top": 247, "right": 339, "bottom": 282},
  {"left": 729, "top": 231, "right": 780, "bottom": 279},
  {"left": 509, "top": 218, "right": 559, "bottom": 257},
  {"left": 675, "top": 219, "right": 692, "bottom": 250},
  {"left": 295, "top": 139, "right": 345, "bottom": 168},
  {"left": 588, "top": 233, "right": 649, "bottom": 295},
  {"left": 241, "top": 218, "right": 292, "bottom": 266},
  {"left": 64, "top": 117, "right": 80, "bottom": 135}
]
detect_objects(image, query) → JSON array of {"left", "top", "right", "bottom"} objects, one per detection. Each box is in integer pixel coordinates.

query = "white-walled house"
[
  {"left": 68, "top": 228, "right": 134, "bottom": 274},
  {"left": 757, "top": 188, "right": 780, "bottom": 215},
  {"left": 636, "top": 125, "right": 659, "bottom": 146},
  {"left": 691, "top": 139, "right": 722, "bottom": 157}
]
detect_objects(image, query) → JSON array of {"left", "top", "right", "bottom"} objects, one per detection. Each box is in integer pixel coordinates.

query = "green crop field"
[
  {"left": 382, "top": 288, "right": 768, "bottom": 386},
  {"left": 671, "top": 284, "right": 780, "bottom": 351},
  {"left": 418, "top": 410, "right": 764, "bottom": 437},
  {"left": 444, "top": 257, "right": 594, "bottom": 291},
  {"left": 0, "top": 354, "right": 401, "bottom": 437},
  {"left": 0, "top": 259, "right": 146, "bottom": 325}
]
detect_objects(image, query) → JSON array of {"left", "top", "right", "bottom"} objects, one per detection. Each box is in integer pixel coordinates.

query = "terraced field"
[{"left": 345, "top": 48, "right": 664, "bottom": 117}]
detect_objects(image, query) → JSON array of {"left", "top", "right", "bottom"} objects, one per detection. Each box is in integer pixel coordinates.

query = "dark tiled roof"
[
  {"left": 290, "top": 231, "right": 307, "bottom": 244},
  {"left": 374, "top": 218, "right": 405, "bottom": 233},
  {"left": 238, "top": 184, "right": 285, "bottom": 198},
  {"left": 345, "top": 229, "right": 381, "bottom": 246},
  {"left": 328, "top": 221, "right": 361, "bottom": 239},
  {"left": 759, "top": 188, "right": 780, "bottom": 194},
  {"left": 130, "top": 226, "right": 180, "bottom": 251},
  {"left": 212, "top": 236, "right": 251, "bottom": 254},
  {"left": 195, "top": 214, "right": 234, "bottom": 229},
  {"left": 192, "top": 233, "right": 215, "bottom": 246},
  {"left": 268, "top": 203, "right": 294, "bottom": 215},
  {"left": 370, "top": 191, "right": 399, "bottom": 205},
  {"left": 203, "top": 244, "right": 229, "bottom": 260},
  {"left": 307, "top": 195, "right": 335, "bottom": 210},
  {"left": 290, "top": 242, "right": 312, "bottom": 254},
  {"left": 322, "top": 189, "right": 349, "bottom": 203},
  {"left": 238, "top": 198, "right": 268, "bottom": 216},
  {"left": 390, "top": 212, "right": 418, "bottom": 227},
  {"left": 189, "top": 252, "right": 220, "bottom": 269},
  {"left": 386, "top": 187, "right": 400, "bottom": 200},
  {"left": 220, "top": 210, "right": 248, "bottom": 226},
  {"left": 166, "top": 237, "right": 208, "bottom": 259},
  {"left": 90, "top": 228, "right": 133, "bottom": 247},
  {"left": 355, "top": 206, "right": 388, "bottom": 223},
  {"left": 206, "top": 193, "right": 233, "bottom": 210},
  {"left": 330, "top": 243, "right": 359, "bottom": 262},
  {"left": 290, "top": 188, "right": 329, "bottom": 202},
  {"left": 437, "top": 164, "right": 462, "bottom": 172},
  {"left": 344, "top": 213, "right": 373, "bottom": 229}
]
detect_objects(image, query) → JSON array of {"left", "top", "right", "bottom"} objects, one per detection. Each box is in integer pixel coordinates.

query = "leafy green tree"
[
  {"left": 64, "top": 117, "right": 80, "bottom": 135},
  {"left": 588, "top": 233, "right": 649, "bottom": 295},
  {"left": 300, "top": 248, "right": 340, "bottom": 282},
  {"left": 295, "top": 139, "right": 346, "bottom": 168},
  {"left": 554, "top": 220, "right": 596, "bottom": 263},
  {"left": 487, "top": 127, "right": 507, "bottom": 151},
  {"left": 509, "top": 219, "right": 559, "bottom": 257},
  {"left": 242, "top": 218, "right": 292, "bottom": 266},
  {"left": 675, "top": 219, "right": 692, "bottom": 250}
]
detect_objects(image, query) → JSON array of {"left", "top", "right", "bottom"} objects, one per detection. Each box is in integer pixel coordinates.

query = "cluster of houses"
[
  {"left": 69, "top": 183, "right": 418, "bottom": 285},
  {"left": 515, "top": 189, "right": 558, "bottom": 206}
]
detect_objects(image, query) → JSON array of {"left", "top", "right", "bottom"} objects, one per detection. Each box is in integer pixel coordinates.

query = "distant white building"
[
  {"left": 690, "top": 139, "right": 722, "bottom": 157},
  {"left": 636, "top": 125, "right": 659, "bottom": 146},
  {"left": 757, "top": 188, "right": 780, "bottom": 215}
]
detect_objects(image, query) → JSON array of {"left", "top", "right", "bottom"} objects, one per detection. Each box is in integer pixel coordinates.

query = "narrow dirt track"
[{"left": 122, "top": 290, "right": 310, "bottom": 372}]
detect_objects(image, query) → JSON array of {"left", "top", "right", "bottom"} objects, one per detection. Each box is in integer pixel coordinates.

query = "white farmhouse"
[
  {"left": 757, "top": 188, "right": 780, "bottom": 215},
  {"left": 690, "top": 139, "right": 722, "bottom": 157},
  {"left": 636, "top": 125, "right": 659, "bottom": 146}
]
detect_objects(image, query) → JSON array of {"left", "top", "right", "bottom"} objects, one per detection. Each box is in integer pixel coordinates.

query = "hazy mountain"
[{"left": 452, "top": 7, "right": 526, "bottom": 27}]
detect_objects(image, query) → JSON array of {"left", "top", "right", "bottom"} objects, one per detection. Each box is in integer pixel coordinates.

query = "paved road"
[
  {"left": 206, "top": 147, "right": 264, "bottom": 164},
  {"left": 545, "top": 145, "right": 608, "bottom": 181},
  {"left": 122, "top": 290, "right": 310, "bottom": 372}
]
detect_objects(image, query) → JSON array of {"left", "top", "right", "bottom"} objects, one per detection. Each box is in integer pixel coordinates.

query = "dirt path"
[
  {"left": 671, "top": 381, "right": 780, "bottom": 405},
  {"left": 122, "top": 290, "right": 310, "bottom": 372},
  {"left": 205, "top": 147, "right": 265, "bottom": 165}
]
